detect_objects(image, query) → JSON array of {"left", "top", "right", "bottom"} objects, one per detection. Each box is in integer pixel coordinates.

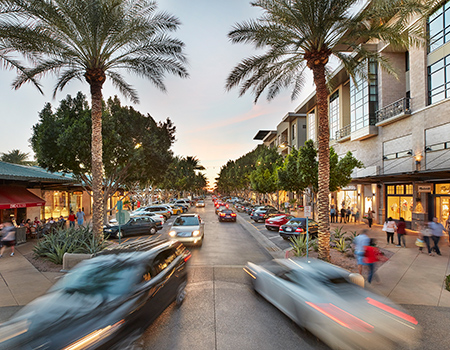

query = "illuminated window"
[
  {"left": 396, "top": 185, "right": 404, "bottom": 195},
  {"left": 387, "top": 186, "right": 395, "bottom": 194},
  {"left": 308, "top": 110, "right": 316, "bottom": 142},
  {"left": 329, "top": 90, "right": 339, "bottom": 140},
  {"left": 406, "top": 185, "right": 413, "bottom": 195}
]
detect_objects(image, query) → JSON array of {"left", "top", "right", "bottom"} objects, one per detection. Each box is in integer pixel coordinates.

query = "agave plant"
[
  {"left": 332, "top": 226, "right": 346, "bottom": 240},
  {"left": 290, "top": 235, "right": 310, "bottom": 257},
  {"left": 333, "top": 237, "right": 351, "bottom": 254}
]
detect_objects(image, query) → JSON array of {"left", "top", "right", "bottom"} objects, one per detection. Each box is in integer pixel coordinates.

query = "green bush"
[
  {"left": 289, "top": 235, "right": 311, "bottom": 257},
  {"left": 33, "top": 225, "right": 108, "bottom": 265},
  {"left": 445, "top": 275, "right": 450, "bottom": 292}
]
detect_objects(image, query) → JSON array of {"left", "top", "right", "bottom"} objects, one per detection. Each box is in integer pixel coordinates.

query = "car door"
[{"left": 127, "top": 218, "right": 142, "bottom": 235}]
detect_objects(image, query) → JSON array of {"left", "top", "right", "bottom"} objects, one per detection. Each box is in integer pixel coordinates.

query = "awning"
[{"left": 0, "top": 186, "right": 45, "bottom": 209}]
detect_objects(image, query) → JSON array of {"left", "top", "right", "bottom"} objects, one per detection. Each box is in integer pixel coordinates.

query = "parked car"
[
  {"left": 168, "top": 214, "right": 205, "bottom": 247},
  {"left": 218, "top": 209, "right": 237, "bottom": 222},
  {"left": 265, "top": 214, "right": 295, "bottom": 231},
  {"left": 174, "top": 199, "right": 191, "bottom": 207},
  {"left": 110, "top": 211, "right": 165, "bottom": 224},
  {"left": 195, "top": 200, "right": 205, "bottom": 208},
  {"left": 173, "top": 203, "right": 188, "bottom": 213},
  {"left": 244, "top": 258, "right": 420, "bottom": 350},
  {"left": 278, "top": 217, "right": 318, "bottom": 240},
  {"left": 250, "top": 206, "right": 281, "bottom": 223},
  {"left": 144, "top": 205, "right": 172, "bottom": 220},
  {"left": 104, "top": 216, "right": 163, "bottom": 239},
  {"left": 0, "top": 239, "right": 191, "bottom": 350},
  {"left": 166, "top": 204, "right": 183, "bottom": 215}
]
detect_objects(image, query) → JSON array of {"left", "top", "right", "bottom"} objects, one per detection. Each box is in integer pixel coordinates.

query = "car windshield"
[
  {"left": 174, "top": 216, "right": 199, "bottom": 226},
  {"left": 50, "top": 257, "right": 144, "bottom": 299}
]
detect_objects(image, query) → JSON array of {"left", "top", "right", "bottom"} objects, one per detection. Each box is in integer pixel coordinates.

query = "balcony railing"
[
  {"left": 335, "top": 124, "right": 351, "bottom": 140},
  {"left": 375, "top": 97, "right": 412, "bottom": 124}
]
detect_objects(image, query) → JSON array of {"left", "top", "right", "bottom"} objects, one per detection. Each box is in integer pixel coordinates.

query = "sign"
[
  {"left": 304, "top": 206, "right": 312, "bottom": 218},
  {"left": 418, "top": 185, "right": 432, "bottom": 193},
  {"left": 116, "top": 210, "right": 130, "bottom": 225}
]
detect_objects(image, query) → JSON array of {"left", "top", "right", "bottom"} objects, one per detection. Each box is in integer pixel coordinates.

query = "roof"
[
  {"left": 0, "top": 186, "right": 45, "bottom": 209},
  {"left": 0, "top": 161, "right": 74, "bottom": 184},
  {"left": 253, "top": 130, "right": 276, "bottom": 141}
]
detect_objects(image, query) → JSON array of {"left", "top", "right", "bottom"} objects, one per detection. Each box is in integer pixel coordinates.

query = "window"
[
  {"left": 350, "top": 60, "right": 377, "bottom": 132},
  {"left": 428, "top": 56, "right": 450, "bottom": 104},
  {"left": 308, "top": 110, "right": 316, "bottom": 142},
  {"left": 427, "top": 1, "right": 450, "bottom": 53},
  {"left": 152, "top": 249, "right": 177, "bottom": 275},
  {"left": 387, "top": 186, "right": 395, "bottom": 195},
  {"left": 292, "top": 123, "right": 296, "bottom": 140},
  {"left": 329, "top": 90, "right": 339, "bottom": 140}
]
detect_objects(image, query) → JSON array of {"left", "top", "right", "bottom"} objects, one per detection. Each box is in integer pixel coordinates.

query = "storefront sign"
[
  {"left": 418, "top": 185, "right": 432, "bottom": 193},
  {"left": 341, "top": 185, "right": 357, "bottom": 191}
]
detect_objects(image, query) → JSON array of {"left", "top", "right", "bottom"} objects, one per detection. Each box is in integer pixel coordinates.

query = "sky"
[{"left": 0, "top": 0, "right": 313, "bottom": 189}]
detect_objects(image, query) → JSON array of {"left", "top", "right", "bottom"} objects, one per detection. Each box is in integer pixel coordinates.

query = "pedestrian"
[
  {"left": 284, "top": 201, "right": 290, "bottom": 214},
  {"left": 364, "top": 239, "right": 387, "bottom": 284},
  {"left": 76, "top": 208, "right": 85, "bottom": 227},
  {"left": 419, "top": 222, "right": 432, "bottom": 255},
  {"left": 0, "top": 222, "right": 16, "bottom": 257},
  {"left": 340, "top": 207, "right": 346, "bottom": 223},
  {"left": 354, "top": 209, "right": 360, "bottom": 223},
  {"left": 383, "top": 217, "right": 396, "bottom": 245},
  {"left": 68, "top": 211, "right": 76, "bottom": 228},
  {"left": 346, "top": 207, "right": 351, "bottom": 222},
  {"left": 428, "top": 217, "right": 445, "bottom": 256},
  {"left": 367, "top": 208, "right": 375, "bottom": 228},
  {"left": 396, "top": 217, "right": 407, "bottom": 247},
  {"left": 330, "top": 205, "right": 336, "bottom": 223},
  {"left": 353, "top": 229, "right": 370, "bottom": 275},
  {"left": 445, "top": 216, "right": 450, "bottom": 246}
]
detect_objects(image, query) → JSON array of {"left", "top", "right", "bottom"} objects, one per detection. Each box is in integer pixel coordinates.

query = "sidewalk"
[
  {"left": 330, "top": 221, "right": 450, "bottom": 307},
  {"left": 0, "top": 241, "right": 64, "bottom": 308}
]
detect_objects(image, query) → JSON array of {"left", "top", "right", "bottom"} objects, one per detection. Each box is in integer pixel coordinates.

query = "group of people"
[{"left": 330, "top": 205, "right": 359, "bottom": 223}]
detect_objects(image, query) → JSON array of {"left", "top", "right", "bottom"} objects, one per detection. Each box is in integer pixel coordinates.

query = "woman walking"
[
  {"left": 384, "top": 217, "right": 397, "bottom": 245},
  {"left": 396, "top": 217, "right": 407, "bottom": 247}
]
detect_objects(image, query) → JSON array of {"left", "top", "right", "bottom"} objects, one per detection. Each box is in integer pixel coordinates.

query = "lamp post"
[{"left": 278, "top": 142, "right": 293, "bottom": 150}]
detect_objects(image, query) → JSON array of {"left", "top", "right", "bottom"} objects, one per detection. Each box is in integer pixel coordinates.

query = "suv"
[
  {"left": 250, "top": 206, "right": 281, "bottom": 223},
  {"left": 0, "top": 238, "right": 191, "bottom": 350},
  {"left": 168, "top": 214, "right": 205, "bottom": 247},
  {"left": 145, "top": 205, "right": 172, "bottom": 220}
]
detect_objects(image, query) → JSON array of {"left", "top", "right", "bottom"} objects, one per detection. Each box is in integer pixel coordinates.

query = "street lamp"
[{"left": 278, "top": 142, "right": 292, "bottom": 150}]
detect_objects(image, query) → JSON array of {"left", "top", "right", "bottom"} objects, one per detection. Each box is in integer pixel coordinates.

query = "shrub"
[
  {"left": 446, "top": 275, "right": 450, "bottom": 292},
  {"left": 332, "top": 226, "right": 346, "bottom": 240},
  {"left": 333, "top": 237, "right": 351, "bottom": 253},
  {"left": 310, "top": 237, "right": 319, "bottom": 252},
  {"left": 33, "top": 225, "right": 108, "bottom": 265},
  {"left": 289, "top": 235, "right": 311, "bottom": 257}
]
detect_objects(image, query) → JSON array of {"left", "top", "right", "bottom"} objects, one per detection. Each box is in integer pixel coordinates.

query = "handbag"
[
  {"left": 415, "top": 238, "right": 425, "bottom": 247},
  {"left": 382, "top": 222, "right": 387, "bottom": 232}
]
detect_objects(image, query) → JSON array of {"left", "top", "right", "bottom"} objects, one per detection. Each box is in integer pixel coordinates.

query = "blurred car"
[
  {"left": 244, "top": 258, "right": 420, "bottom": 350},
  {"left": 144, "top": 205, "right": 172, "bottom": 220},
  {"left": 174, "top": 199, "right": 191, "bottom": 207},
  {"left": 104, "top": 216, "right": 162, "bottom": 239},
  {"left": 265, "top": 214, "right": 295, "bottom": 231},
  {"left": 218, "top": 209, "right": 237, "bottom": 222},
  {"left": 173, "top": 203, "right": 188, "bottom": 213},
  {"left": 250, "top": 206, "right": 281, "bottom": 222},
  {"left": 168, "top": 214, "right": 205, "bottom": 247},
  {"left": 279, "top": 217, "right": 318, "bottom": 240},
  {"left": 164, "top": 204, "right": 183, "bottom": 215},
  {"left": 215, "top": 203, "right": 229, "bottom": 214},
  {"left": 195, "top": 200, "right": 205, "bottom": 208},
  {"left": 0, "top": 239, "right": 191, "bottom": 350}
]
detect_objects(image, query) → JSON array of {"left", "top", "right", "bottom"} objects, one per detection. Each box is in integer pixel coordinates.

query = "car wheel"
[
  {"left": 150, "top": 227, "right": 157, "bottom": 235},
  {"left": 176, "top": 281, "right": 187, "bottom": 307}
]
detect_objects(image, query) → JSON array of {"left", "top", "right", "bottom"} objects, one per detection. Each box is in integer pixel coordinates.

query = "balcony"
[
  {"left": 335, "top": 124, "right": 351, "bottom": 142},
  {"left": 375, "top": 97, "right": 412, "bottom": 126}
]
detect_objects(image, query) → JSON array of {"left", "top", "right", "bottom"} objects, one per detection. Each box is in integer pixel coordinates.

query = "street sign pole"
[
  {"left": 117, "top": 200, "right": 123, "bottom": 244},
  {"left": 304, "top": 206, "right": 312, "bottom": 258}
]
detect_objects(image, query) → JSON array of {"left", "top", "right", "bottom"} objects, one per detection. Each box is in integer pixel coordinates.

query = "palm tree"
[
  {"left": 0, "top": 149, "right": 34, "bottom": 165},
  {"left": 2, "top": 0, "right": 188, "bottom": 236},
  {"left": 226, "top": 0, "right": 427, "bottom": 261}
]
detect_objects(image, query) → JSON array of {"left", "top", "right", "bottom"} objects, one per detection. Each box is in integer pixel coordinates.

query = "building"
[{"left": 254, "top": 2, "right": 450, "bottom": 229}]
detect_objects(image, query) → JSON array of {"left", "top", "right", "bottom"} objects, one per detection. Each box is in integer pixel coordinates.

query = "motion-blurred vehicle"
[
  {"left": 244, "top": 258, "right": 420, "bottom": 350},
  {"left": 250, "top": 206, "right": 281, "bottom": 223},
  {"left": 0, "top": 239, "right": 191, "bottom": 350},
  {"left": 278, "top": 217, "right": 318, "bottom": 240},
  {"left": 168, "top": 214, "right": 205, "bottom": 247},
  {"left": 104, "top": 216, "right": 162, "bottom": 239},
  {"left": 218, "top": 209, "right": 237, "bottom": 222},
  {"left": 174, "top": 199, "right": 191, "bottom": 207},
  {"left": 265, "top": 214, "right": 295, "bottom": 231},
  {"left": 195, "top": 200, "right": 205, "bottom": 208},
  {"left": 215, "top": 203, "right": 229, "bottom": 214}
]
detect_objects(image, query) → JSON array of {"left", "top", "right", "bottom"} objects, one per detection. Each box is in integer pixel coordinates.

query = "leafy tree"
[
  {"left": 0, "top": 149, "right": 35, "bottom": 165},
  {"left": 226, "top": 0, "right": 427, "bottom": 260},
  {"left": 2, "top": 0, "right": 188, "bottom": 236},
  {"left": 277, "top": 147, "right": 305, "bottom": 199},
  {"left": 31, "top": 93, "right": 176, "bottom": 222}
]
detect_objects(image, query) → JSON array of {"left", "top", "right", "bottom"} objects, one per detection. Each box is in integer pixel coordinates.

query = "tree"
[
  {"left": 0, "top": 149, "right": 35, "bottom": 165},
  {"left": 226, "top": 0, "right": 427, "bottom": 260},
  {"left": 31, "top": 93, "right": 176, "bottom": 222},
  {"left": 277, "top": 147, "right": 306, "bottom": 201},
  {"left": 2, "top": 0, "right": 188, "bottom": 236}
]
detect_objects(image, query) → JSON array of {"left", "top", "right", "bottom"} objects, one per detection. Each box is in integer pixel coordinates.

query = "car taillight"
[
  {"left": 306, "top": 302, "right": 374, "bottom": 333},
  {"left": 220, "top": 213, "right": 225, "bottom": 216},
  {"left": 295, "top": 227, "right": 304, "bottom": 232},
  {"left": 365, "top": 298, "right": 418, "bottom": 325},
  {"left": 231, "top": 213, "right": 236, "bottom": 217},
  {"left": 184, "top": 253, "right": 192, "bottom": 262},
  {"left": 259, "top": 213, "right": 264, "bottom": 216}
]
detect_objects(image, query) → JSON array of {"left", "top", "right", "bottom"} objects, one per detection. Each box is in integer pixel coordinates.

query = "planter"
[{"left": 62, "top": 253, "right": 93, "bottom": 272}]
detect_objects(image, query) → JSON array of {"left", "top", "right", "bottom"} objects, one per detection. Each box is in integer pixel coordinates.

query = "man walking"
[
  {"left": 429, "top": 217, "right": 445, "bottom": 256},
  {"left": 76, "top": 208, "right": 85, "bottom": 227}
]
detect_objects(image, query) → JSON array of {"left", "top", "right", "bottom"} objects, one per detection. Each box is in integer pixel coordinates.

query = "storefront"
[
  {"left": 386, "top": 184, "right": 413, "bottom": 222},
  {"left": 431, "top": 183, "right": 450, "bottom": 225},
  {"left": 335, "top": 185, "right": 358, "bottom": 212},
  {"left": 0, "top": 186, "right": 45, "bottom": 224}
]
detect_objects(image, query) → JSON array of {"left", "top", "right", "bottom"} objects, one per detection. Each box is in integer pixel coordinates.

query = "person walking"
[
  {"left": 0, "top": 222, "right": 16, "bottom": 257},
  {"left": 384, "top": 217, "right": 397, "bottom": 245},
  {"left": 396, "top": 217, "right": 407, "bottom": 247},
  {"left": 367, "top": 208, "right": 375, "bottom": 228},
  {"left": 346, "top": 207, "right": 351, "bottom": 222},
  {"left": 330, "top": 206, "right": 336, "bottom": 223},
  {"left": 354, "top": 209, "right": 360, "bottom": 223},
  {"left": 364, "top": 239, "right": 386, "bottom": 284},
  {"left": 429, "top": 217, "right": 445, "bottom": 256},
  {"left": 353, "top": 230, "right": 370, "bottom": 275},
  {"left": 340, "top": 207, "right": 346, "bottom": 223},
  {"left": 76, "top": 208, "right": 85, "bottom": 227},
  {"left": 68, "top": 211, "right": 76, "bottom": 228},
  {"left": 419, "top": 222, "right": 433, "bottom": 255}
]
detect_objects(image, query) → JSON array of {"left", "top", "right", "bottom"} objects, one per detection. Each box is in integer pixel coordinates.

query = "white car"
[
  {"left": 195, "top": 200, "right": 205, "bottom": 208},
  {"left": 244, "top": 258, "right": 420, "bottom": 350},
  {"left": 168, "top": 214, "right": 204, "bottom": 247}
]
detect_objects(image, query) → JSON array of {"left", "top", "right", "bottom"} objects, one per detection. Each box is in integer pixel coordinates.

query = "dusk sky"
[{"left": 0, "top": 0, "right": 313, "bottom": 188}]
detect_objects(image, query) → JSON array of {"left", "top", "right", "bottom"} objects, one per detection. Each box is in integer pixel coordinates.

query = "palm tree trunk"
[
  {"left": 312, "top": 63, "right": 331, "bottom": 262},
  {"left": 90, "top": 83, "right": 104, "bottom": 238}
]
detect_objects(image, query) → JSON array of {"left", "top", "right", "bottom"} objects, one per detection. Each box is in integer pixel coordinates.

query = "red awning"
[{"left": 0, "top": 186, "right": 45, "bottom": 210}]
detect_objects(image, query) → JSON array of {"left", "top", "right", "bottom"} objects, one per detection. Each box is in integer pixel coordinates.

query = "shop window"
[
  {"left": 406, "top": 184, "right": 413, "bottom": 195},
  {"left": 387, "top": 196, "right": 413, "bottom": 221},
  {"left": 387, "top": 186, "right": 395, "bottom": 195},
  {"left": 436, "top": 183, "right": 450, "bottom": 194},
  {"left": 396, "top": 185, "right": 404, "bottom": 195}
]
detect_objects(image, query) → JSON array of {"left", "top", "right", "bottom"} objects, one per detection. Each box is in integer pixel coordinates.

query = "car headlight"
[
  {"left": 104, "top": 229, "right": 112, "bottom": 233},
  {"left": 193, "top": 230, "right": 200, "bottom": 237},
  {"left": 169, "top": 231, "right": 176, "bottom": 237},
  {"left": 62, "top": 320, "right": 124, "bottom": 350}
]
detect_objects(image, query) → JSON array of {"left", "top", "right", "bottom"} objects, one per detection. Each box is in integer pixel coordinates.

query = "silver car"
[
  {"left": 168, "top": 214, "right": 204, "bottom": 247},
  {"left": 244, "top": 258, "right": 420, "bottom": 350}
]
